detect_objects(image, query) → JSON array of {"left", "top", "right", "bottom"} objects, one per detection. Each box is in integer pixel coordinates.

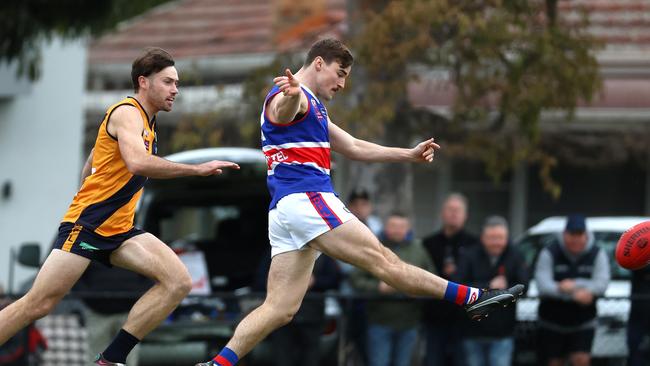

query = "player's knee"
[
  {"left": 276, "top": 308, "right": 298, "bottom": 326},
  {"left": 361, "top": 244, "right": 400, "bottom": 275},
  {"left": 175, "top": 271, "right": 193, "bottom": 298},
  {"left": 163, "top": 270, "right": 192, "bottom": 300},
  {"left": 264, "top": 301, "right": 299, "bottom": 327},
  {"left": 367, "top": 255, "right": 399, "bottom": 280}
]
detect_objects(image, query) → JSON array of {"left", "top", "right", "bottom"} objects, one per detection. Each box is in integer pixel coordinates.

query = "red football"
[{"left": 616, "top": 221, "right": 650, "bottom": 270}]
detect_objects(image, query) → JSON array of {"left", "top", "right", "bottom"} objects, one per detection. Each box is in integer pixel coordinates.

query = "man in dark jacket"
[
  {"left": 627, "top": 265, "right": 650, "bottom": 366},
  {"left": 456, "top": 216, "right": 529, "bottom": 366},
  {"left": 422, "top": 193, "right": 478, "bottom": 366},
  {"left": 534, "top": 214, "right": 610, "bottom": 366}
]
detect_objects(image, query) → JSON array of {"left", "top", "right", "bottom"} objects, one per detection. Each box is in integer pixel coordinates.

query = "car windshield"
[
  {"left": 516, "top": 231, "right": 629, "bottom": 280},
  {"left": 157, "top": 205, "right": 241, "bottom": 245},
  {"left": 142, "top": 198, "right": 269, "bottom": 291}
]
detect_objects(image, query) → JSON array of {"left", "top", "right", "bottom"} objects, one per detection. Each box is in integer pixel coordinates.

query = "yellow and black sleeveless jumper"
[{"left": 61, "top": 97, "right": 156, "bottom": 238}]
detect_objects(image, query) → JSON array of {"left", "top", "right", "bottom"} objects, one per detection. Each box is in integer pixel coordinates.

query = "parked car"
[{"left": 513, "top": 216, "right": 650, "bottom": 365}]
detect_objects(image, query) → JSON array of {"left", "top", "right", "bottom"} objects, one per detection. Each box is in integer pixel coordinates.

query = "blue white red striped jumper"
[{"left": 261, "top": 84, "right": 336, "bottom": 209}]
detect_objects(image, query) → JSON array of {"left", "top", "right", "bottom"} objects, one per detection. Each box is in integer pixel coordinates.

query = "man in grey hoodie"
[{"left": 534, "top": 214, "right": 610, "bottom": 366}]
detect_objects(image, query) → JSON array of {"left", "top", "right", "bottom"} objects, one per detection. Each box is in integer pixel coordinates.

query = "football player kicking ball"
[{"left": 196, "top": 38, "right": 524, "bottom": 366}]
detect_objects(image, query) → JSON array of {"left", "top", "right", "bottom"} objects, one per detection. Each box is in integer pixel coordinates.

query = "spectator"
[
  {"left": 340, "top": 188, "right": 384, "bottom": 365},
  {"left": 421, "top": 193, "right": 478, "bottom": 366},
  {"left": 350, "top": 212, "right": 435, "bottom": 366},
  {"left": 73, "top": 262, "right": 152, "bottom": 366},
  {"left": 347, "top": 189, "right": 383, "bottom": 235},
  {"left": 535, "top": 214, "right": 610, "bottom": 366},
  {"left": 255, "top": 253, "right": 342, "bottom": 366},
  {"left": 455, "top": 216, "right": 529, "bottom": 366},
  {"left": 627, "top": 265, "right": 650, "bottom": 366}
]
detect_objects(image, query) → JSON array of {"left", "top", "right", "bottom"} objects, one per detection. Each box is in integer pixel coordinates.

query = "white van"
[{"left": 514, "top": 216, "right": 649, "bottom": 364}]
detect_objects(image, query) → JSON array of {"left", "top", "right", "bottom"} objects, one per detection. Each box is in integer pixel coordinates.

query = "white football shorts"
[{"left": 268, "top": 192, "right": 356, "bottom": 257}]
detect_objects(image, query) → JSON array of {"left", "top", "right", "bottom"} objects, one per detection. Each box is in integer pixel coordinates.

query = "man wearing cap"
[{"left": 534, "top": 214, "right": 610, "bottom": 366}]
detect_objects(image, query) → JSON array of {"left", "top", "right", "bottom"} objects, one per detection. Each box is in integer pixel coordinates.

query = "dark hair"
[
  {"left": 348, "top": 189, "right": 370, "bottom": 203},
  {"left": 304, "top": 38, "right": 354, "bottom": 68},
  {"left": 131, "top": 47, "right": 175, "bottom": 92}
]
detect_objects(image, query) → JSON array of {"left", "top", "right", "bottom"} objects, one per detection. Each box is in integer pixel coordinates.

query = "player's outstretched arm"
[
  {"left": 329, "top": 119, "right": 440, "bottom": 163},
  {"left": 267, "top": 69, "right": 309, "bottom": 124},
  {"left": 111, "top": 107, "right": 239, "bottom": 178}
]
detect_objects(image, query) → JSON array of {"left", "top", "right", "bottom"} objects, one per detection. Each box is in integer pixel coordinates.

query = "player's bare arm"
[
  {"left": 328, "top": 118, "right": 440, "bottom": 163},
  {"left": 109, "top": 106, "right": 239, "bottom": 178},
  {"left": 79, "top": 148, "right": 94, "bottom": 185},
  {"left": 268, "top": 69, "right": 308, "bottom": 123}
]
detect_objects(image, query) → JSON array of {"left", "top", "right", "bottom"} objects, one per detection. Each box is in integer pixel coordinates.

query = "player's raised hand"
[
  {"left": 273, "top": 69, "right": 301, "bottom": 97},
  {"left": 412, "top": 138, "right": 441, "bottom": 163},
  {"left": 195, "top": 160, "right": 240, "bottom": 176}
]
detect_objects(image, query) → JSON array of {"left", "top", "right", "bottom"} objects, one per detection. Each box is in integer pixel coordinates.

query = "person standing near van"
[
  {"left": 422, "top": 193, "right": 478, "bottom": 366},
  {"left": 196, "top": 38, "right": 524, "bottom": 366},
  {"left": 0, "top": 47, "right": 240, "bottom": 366},
  {"left": 534, "top": 214, "right": 610, "bottom": 366}
]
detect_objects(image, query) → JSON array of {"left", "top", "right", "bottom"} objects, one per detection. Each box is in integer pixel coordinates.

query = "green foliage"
[
  {"left": 352, "top": 0, "right": 601, "bottom": 198},
  {"left": 238, "top": 2, "right": 601, "bottom": 197},
  {"left": 0, "top": 0, "right": 171, "bottom": 79},
  {"left": 170, "top": 106, "right": 260, "bottom": 153}
]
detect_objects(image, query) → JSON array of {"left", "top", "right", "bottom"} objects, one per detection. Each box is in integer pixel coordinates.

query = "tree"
[
  {"left": 238, "top": 0, "right": 601, "bottom": 202},
  {"left": 0, "top": 0, "right": 171, "bottom": 79},
  {"left": 351, "top": 0, "right": 601, "bottom": 198}
]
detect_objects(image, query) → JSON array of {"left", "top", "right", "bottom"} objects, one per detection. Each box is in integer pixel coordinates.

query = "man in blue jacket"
[{"left": 534, "top": 215, "right": 610, "bottom": 366}]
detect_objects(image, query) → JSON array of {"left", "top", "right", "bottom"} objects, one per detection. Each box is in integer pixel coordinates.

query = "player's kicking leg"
[{"left": 309, "top": 218, "right": 524, "bottom": 320}]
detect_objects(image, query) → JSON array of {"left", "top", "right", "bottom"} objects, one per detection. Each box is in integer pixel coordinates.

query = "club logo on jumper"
[
  {"left": 79, "top": 242, "right": 99, "bottom": 251},
  {"left": 312, "top": 99, "right": 325, "bottom": 121}
]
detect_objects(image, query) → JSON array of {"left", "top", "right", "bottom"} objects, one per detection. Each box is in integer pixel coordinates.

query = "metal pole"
[
  {"left": 8, "top": 247, "right": 15, "bottom": 296},
  {"left": 337, "top": 296, "right": 349, "bottom": 366}
]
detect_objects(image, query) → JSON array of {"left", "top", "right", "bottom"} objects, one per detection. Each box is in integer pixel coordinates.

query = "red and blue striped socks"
[
  {"left": 212, "top": 347, "right": 239, "bottom": 366},
  {"left": 443, "top": 281, "right": 482, "bottom": 305}
]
